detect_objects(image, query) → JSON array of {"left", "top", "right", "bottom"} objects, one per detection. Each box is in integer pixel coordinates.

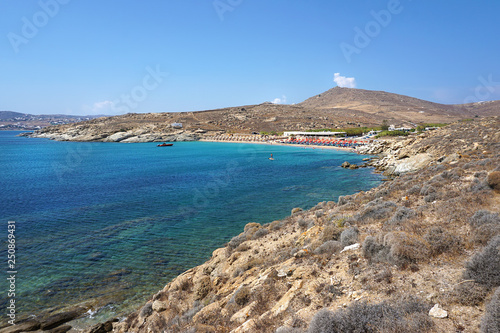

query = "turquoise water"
[{"left": 0, "top": 131, "right": 382, "bottom": 324}]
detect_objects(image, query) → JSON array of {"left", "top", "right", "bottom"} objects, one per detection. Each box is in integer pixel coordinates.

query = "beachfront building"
[{"left": 283, "top": 131, "right": 346, "bottom": 138}]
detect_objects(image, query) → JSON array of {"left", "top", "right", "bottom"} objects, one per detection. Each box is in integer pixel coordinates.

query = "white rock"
[
  {"left": 429, "top": 304, "right": 448, "bottom": 318},
  {"left": 340, "top": 243, "right": 360, "bottom": 253}
]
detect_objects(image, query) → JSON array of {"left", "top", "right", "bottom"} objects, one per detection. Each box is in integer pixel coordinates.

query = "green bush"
[{"left": 375, "top": 130, "right": 409, "bottom": 138}]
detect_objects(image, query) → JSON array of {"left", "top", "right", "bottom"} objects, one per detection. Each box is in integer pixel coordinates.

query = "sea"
[{"left": 0, "top": 131, "right": 383, "bottom": 326}]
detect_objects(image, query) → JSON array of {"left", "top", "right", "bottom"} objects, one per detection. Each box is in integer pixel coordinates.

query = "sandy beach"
[{"left": 199, "top": 138, "right": 360, "bottom": 153}]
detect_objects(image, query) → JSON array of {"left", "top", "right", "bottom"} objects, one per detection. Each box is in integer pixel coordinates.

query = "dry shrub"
[
  {"left": 364, "top": 232, "right": 430, "bottom": 267},
  {"left": 321, "top": 224, "right": 343, "bottom": 242},
  {"left": 139, "top": 303, "right": 153, "bottom": 317},
  {"left": 228, "top": 233, "right": 246, "bottom": 250},
  {"left": 481, "top": 287, "right": 500, "bottom": 333},
  {"left": 239, "top": 257, "right": 264, "bottom": 272},
  {"left": 387, "top": 206, "right": 416, "bottom": 226},
  {"left": 449, "top": 281, "right": 489, "bottom": 306},
  {"left": 253, "top": 228, "right": 269, "bottom": 240},
  {"left": 406, "top": 185, "right": 421, "bottom": 196},
  {"left": 419, "top": 184, "right": 436, "bottom": 196},
  {"left": 385, "top": 231, "right": 431, "bottom": 266},
  {"left": 195, "top": 276, "right": 212, "bottom": 300},
  {"left": 463, "top": 235, "right": 500, "bottom": 288},
  {"left": 314, "top": 240, "right": 342, "bottom": 255},
  {"left": 270, "top": 220, "right": 283, "bottom": 231},
  {"left": 307, "top": 295, "right": 433, "bottom": 333},
  {"left": 340, "top": 227, "right": 359, "bottom": 247},
  {"left": 182, "top": 301, "right": 204, "bottom": 322},
  {"left": 488, "top": 171, "right": 500, "bottom": 192},
  {"left": 232, "top": 285, "right": 251, "bottom": 306},
  {"left": 362, "top": 236, "right": 390, "bottom": 264},
  {"left": 469, "top": 176, "right": 491, "bottom": 193},
  {"left": 235, "top": 243, "right": 251, "bottom": 252},
  {"left": 423, "top": 226, "right": 462, "bottom": 256},
  {"left": 356, "top": 198, "right": 397, "bottom": 223},
  {"left": 276, "top": 327, "right": 305, "bottom": 333},
  {"left": 244, "top": 222, "right": 261, "bottom": 239},
  {"left": 469, "top": 210, "right": 500, "bottom": 245}
]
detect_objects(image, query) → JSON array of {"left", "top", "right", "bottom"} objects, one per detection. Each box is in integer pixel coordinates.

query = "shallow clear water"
[{"left": 0, "top": 131, "right": 382, "bottom": 324}]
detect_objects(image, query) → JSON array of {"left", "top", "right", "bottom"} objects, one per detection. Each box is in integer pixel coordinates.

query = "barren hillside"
[{"left": 299, "top": 87, "right": 479, "bottom": 124}]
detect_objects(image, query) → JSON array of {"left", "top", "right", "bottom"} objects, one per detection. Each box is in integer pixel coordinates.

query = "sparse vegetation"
[
  {"left": 463, "top": 235, "right": 500, "bottom": 288},
  {"left": 481, "top": 287, "right": 500, "bottom": 333},
  {"left": 307, "top": 296, "right": 433, "bottom": 333}
]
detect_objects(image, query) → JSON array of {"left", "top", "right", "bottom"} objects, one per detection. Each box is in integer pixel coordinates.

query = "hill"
[
  {"left": 21, "top": 87, "right": 499, "bottom": 142},
  {"left": 0, "top": 111, "right": 101, "bottom": 130},
  {"left": 299, "top": 87, "right": 479, "bottom": 124}
]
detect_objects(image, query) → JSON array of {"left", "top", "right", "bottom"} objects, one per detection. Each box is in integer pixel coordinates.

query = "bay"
[{"left": 0, "top": 131, "right": 382, "bottom": 325}]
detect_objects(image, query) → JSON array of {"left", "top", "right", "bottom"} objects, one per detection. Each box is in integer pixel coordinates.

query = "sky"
[{"left": 1, "top": 0, "right": 500, "bottom": 115}]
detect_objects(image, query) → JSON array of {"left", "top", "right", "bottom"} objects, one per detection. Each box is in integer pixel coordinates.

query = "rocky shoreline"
[{"left": 6, "top": 117, "right": 500, "bottom": 333}]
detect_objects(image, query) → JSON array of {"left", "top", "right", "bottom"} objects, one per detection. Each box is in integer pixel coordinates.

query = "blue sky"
[{"left": 1, "top": 0, "right": 499, "bottom": 115}]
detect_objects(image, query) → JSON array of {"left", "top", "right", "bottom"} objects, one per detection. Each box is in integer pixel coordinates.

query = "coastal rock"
[
  {"left": 84, "top": 319, "right": 116, "bottom": 333},
  {"left": 39, "top": 307, "right": 86, "bottom": 330},
  {"left": 230, "top": 301, "right": 258, "bottom": 324},
  {"left": 429, "top": 304, "right": 448, "bottom": 318},
  {"left": 291, "top": 207, "right": 303, "bottom": 214},
  {"left": 0, "top": 320, "right": 40, "bottom": 333},
  {"left": 152, "top": 300, "right": 168, "bottom": 312},
  {"left": 47, "top": 324, "right": 72, "bottom": 333},
  {"left": 104, "top": 132, "right": 133, "bottom": 142},
  {"left": 391, "top": 153, "right": 433, "bottom": 175},
  {"left": 341, "top": 161, "right": 351, "bottom": 168}
]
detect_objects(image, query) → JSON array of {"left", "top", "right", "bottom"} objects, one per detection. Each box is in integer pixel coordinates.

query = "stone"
[
  {"left": 0, "top": 320, "right": 40, "bottom": 333},
  {"left": 429, "top": 304, "right": 448, "bottom": 318},
  {"left": 230, "top": 301, "right": 258, "bottom": 324},
  {"left": 152, "top": 300, "right": 168, "bottom": 312},
  {"left": 40, "top": 307, "right": 86, "bottom": 330},
  {"left": 340, "top": 243, "right": 360, "bottom": 253},
  {"left": 47, "top": 324, "right": 72, "bottom": 333},
  {"left": 291, "top": 207, "right": 303, "bottom": 214},
  {"left": 341, "top": 161, "right": 351, "bottom": 168}
]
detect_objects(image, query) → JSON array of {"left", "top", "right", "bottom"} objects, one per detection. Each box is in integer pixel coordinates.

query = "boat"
[{"left": 157, "top": 143, "right": 173, "bottom": 147}]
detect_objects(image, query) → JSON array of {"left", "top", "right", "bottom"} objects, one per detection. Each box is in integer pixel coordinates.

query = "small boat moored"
[{"left": 157, "top": 143, "right": 173, "bottom": 147}]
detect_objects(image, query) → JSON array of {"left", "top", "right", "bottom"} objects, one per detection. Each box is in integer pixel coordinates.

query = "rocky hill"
[
  {"left": 20, "top": 88, "right": 498, "bottom": 143},
  {"left": 299, "top": 87, "right": 478, "bottom": 124},
  {"left": 73, "top": 117, "right": 498, "bottom": 333}
]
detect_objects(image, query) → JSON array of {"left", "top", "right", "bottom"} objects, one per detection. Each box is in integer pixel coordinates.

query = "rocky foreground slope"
[{"left": 80, "top": 118, "right": 498, "bottom": 333}]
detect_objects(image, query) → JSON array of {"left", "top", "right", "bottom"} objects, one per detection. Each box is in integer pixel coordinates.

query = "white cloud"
[
  {"left": 272, "top": 95, "right": 287, "bottom": 104},
  {"left": 333, "top": 73, "right": 356, "bottom": 88},
  {"left": 82, "top": 100, "right": 116, "bottom": 115}
]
